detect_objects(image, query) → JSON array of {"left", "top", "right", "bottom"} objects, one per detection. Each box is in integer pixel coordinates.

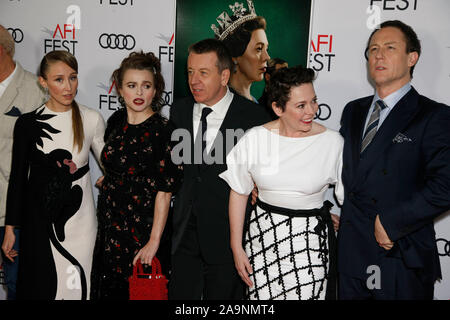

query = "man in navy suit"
[{"left": 338, "top": 20, "right": 450, "bottom": 299}]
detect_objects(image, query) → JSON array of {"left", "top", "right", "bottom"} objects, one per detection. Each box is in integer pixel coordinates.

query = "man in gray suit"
[{"left": 0, "top": 24, "right": 45, "bottom": 300}]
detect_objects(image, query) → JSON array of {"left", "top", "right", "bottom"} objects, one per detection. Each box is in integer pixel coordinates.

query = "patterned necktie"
[
  {"left": 361, "top": 99, "right": 387, "bottom": 153},
  {"left": 200, "top": 107, "right": 212, "bottom": 161}
]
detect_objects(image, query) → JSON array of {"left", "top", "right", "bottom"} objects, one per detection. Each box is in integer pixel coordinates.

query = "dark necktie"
[
  {"left": 200, "top": 107, "right": 212, "bottom": 162},
  {"left": 361, "top": 99, "right": 387, "bottom": 153}
]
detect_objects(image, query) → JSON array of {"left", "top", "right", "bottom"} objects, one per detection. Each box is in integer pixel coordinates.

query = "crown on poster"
[{"left": 211, "top": 0, "right": 257, "bottom": 41}]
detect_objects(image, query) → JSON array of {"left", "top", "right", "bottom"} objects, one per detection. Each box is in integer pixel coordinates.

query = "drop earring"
[{"left": 118, "top": 96, "right": 126, "bottom": 108}]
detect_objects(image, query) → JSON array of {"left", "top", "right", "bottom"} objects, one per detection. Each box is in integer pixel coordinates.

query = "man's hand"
[
  {"left": 1, "top": 226, "right": 18, "bottom": 262},
  {"left": 375, "top": 214, "right": 394, "bottom": 250}
]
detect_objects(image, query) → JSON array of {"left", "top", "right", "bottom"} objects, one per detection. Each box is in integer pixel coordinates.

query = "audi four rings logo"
[
  {"left": 314, "top": 103, "right": 331, "bottom": 121},
  {"left": 437, "top": 238, "right": 450, "bottom": 257},
  {"left": 99, "top": 33, "right": 136, "bottom": 50},
  {"left": 8, "top": 28, "right": 24, "bottom": 43},
  {"left": 162, "top": 91, "right": 172, "bottom": 107}
]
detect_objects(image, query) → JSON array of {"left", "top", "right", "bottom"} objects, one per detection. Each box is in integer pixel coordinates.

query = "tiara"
[{"left": 211, "top": 0, "right": 257, "bottom": 41}]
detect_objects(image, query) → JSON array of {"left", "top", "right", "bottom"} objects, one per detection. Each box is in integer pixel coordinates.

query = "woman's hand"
[
  {"left": 251, "top": 183, "right": 258, "bottom": 205},
  {"left": 331, "top": 213, "right": 340, "bottom": 232},
  {"left": 95, "top": 176, "right": 104, "bottom": 188},
  {"left": 1, "top": 226, "right": 18, "bottom": 262},
  {"left": 132, "top": 238, "right": 160, "bottom": 266},
  {"left": 232, "top": 246, "right": 254, "bottom": 288}
]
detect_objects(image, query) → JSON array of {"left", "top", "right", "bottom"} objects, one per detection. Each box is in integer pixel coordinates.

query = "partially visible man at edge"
[{"left": 0, "top": 24, "right": 45, "bottom": 300}]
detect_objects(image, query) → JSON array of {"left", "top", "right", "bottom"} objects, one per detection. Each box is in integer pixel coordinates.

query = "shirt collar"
[
  {"left": 373, "top": 82, "right": 412, "bottom": 110},
  {"left": 0, "top": 62, "right": 17, "bottom": 90},
  {"left": 195, "top": 86, "right": 234, "bottom": 119}
]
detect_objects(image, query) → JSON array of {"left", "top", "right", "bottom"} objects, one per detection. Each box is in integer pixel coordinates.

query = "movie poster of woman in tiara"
[{"left": 173, "top": 0, "right": 312, "bottom": 102}]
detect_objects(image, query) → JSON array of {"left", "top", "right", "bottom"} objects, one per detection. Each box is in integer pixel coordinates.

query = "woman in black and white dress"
[
  {"left": 220, "top": 66, "right": 343, "bottom": 300},
  {"left": 2, "top": 51, "right": 104, "bottom": 300}
]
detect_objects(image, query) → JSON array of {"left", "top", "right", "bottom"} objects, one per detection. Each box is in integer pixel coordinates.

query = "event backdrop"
[{"left": 0, "top": 0, "right": 449, "bottom": 300}]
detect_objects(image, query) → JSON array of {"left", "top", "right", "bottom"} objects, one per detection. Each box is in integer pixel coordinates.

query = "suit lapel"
[
  {"left": 354, "top": 88, "right": 421, "bottom": 185},
  {"left": 0, "top": 87, "right": 19, "bottom": 115},
  {"left": 184, "top": 99, "right": 200, "bottom": 175},
  {"left": 0, "top": 63, "right": 24, "bottom": 114},
  {"left": 350, "top": 97, "right": 372, "bottom": 168},
  {"left": 186, "top": 99, "right": 195, "bottom": 154},
  {"left": 210, "top": 95, "right": 239, "bottom": 156}
]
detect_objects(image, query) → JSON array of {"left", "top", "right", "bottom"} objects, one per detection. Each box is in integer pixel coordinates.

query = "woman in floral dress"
[{"left": 90, "top": 51, "right": 182, "bottom": 300}]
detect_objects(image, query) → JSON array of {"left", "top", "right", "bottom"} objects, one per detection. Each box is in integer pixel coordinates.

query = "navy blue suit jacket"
[{"left": 338, "top": 87, "right": 450, "bottom": 283}]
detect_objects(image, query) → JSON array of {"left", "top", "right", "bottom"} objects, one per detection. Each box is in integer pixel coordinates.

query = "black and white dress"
[
  {"left": 219, "top": 125, "right": 343, "bottom": 300},
  {"left": 6, "top": 104, "right": 104, "bottom": 299}
]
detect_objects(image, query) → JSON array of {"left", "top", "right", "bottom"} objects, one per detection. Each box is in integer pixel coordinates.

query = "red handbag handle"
[{"left": 133, "top": 257, "right": 163, "bottom": 277}]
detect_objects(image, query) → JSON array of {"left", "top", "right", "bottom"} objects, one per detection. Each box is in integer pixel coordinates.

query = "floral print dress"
[{"left": 90, "top": 109, "right": 182, "bottom": 300}]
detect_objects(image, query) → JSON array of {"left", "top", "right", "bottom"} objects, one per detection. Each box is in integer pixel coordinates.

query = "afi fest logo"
[
  {"left": 157, "top": 33, "right": 175, "bottom": 109},
  {"left": 43, "top": 5, "right": 81, "bottom": 55},
  {"left": 7, "top": 28, "right": 24, "bottom": 43},
  {"left": 368, "top": 0, "right": 418, "bottom": 11},
  {"left": 157, "top": 33, "right": 174, "bottom": 63},
  {"left": 366, "top": 1, "right": 418, "bottom": 30},
  {"left": 99, "top": 0, "right": 134, "bottom": 5},
  {"left": 98, "top": 80, "right": 120, "bottom": 111},
  {"left": 310, "top": 34, "right": 334, "bottom": 73},
  {"left": 309, "top": 35, "right": 333, "bottom": 122}
]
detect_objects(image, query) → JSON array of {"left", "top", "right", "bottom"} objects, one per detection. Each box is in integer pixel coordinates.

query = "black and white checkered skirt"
[{"left": 244, "top": 199, "right": 337, "bottom": 300}]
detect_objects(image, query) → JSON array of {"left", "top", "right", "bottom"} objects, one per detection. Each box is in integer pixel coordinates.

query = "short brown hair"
[
  {"left": 268, "top": 65, "right": 316, "bottom": 112},
  {"left": 365, "top": 20, "right": 421, "bottom": 77},
  {"left": 188, "top": 38, "right": 233, "bottom": 73}
]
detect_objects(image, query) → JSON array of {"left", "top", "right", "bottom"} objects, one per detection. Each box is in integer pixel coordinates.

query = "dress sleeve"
[
  {"left": 154, "top": 121, "right": 183, "bottom": 193},
  {"left": 219, "top": 132, "right": 254, "bottom": 195},
  {"left": 334, "top": 144, "right": 344, "bottom": 206},
  {"left": 5, "top": 115, "right": 31, "bottom": 227},
  {"left": 91, "top": 112, "right": 106, "bottom": 164}
]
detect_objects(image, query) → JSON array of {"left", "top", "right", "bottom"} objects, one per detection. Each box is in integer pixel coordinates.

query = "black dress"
[
  {"left": 90, "top": 109, "right": 182, "bottom": 300},
  {"left": 6, "top": 105, "right": 105, "bottom": 300}
]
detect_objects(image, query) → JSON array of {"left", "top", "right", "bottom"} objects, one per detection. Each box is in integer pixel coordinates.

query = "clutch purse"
[{"left": 128, "top": 257, "right": 168, "bottom": 300}]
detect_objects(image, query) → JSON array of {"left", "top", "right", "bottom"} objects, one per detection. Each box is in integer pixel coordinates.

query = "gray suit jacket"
[{"left": 0, "top": 62, "right": 45, "bottom": 226}]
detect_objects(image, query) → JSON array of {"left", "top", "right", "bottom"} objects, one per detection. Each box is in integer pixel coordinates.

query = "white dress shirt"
[
  {"left": 193, "top": 87, "right": 234, "bottom": 153},
  {"left": 363, "top": 82, "right": 412, "bottom": 137},
  {"left": 0, "top": 63, "right": 17, "bottom": 100}
]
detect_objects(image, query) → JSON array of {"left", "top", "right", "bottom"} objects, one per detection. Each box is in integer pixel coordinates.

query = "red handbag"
[{"left": 128, "top": 257, "right": 168, "bottom": 300}]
